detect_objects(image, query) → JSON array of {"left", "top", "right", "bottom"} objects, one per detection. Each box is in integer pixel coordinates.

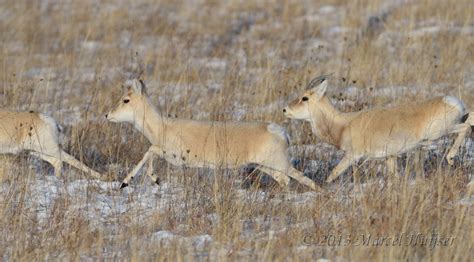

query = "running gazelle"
[
  {"left": 283, "top": 75, "right": 473, "bottom": 183},
  {"left": 106, "top": 79, "right": 318, "bottom": 190},
  {"left": 0, "top": 110, "right": 101, "bottom": 178}
]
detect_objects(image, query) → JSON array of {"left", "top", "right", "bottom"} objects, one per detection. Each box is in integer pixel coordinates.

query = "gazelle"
[
  {"left": 105, "top": 79, "right": 318, "bottom": 190},
  {"left": 0, "top": 111, "right": 101, "bottom": 178},
  {"left": 283, "top": 75, "right": 473, "bottom": 183}
]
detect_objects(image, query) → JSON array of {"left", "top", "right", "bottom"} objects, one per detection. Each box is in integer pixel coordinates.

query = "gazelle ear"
[
  {"left": 138, "top": 79, "right": 148, "bottom": 95},
  {"left": 129, "top": 79, "right": 146, "bottom": 95},
  {"left": 306, "top": 74, "right": 331, "bottom": 98},
  {"left": 314, "top": 80, "right": 328, "bottom": 98},
  {"left": 308, "top": 80, "right": 328, "bottom": 98}
]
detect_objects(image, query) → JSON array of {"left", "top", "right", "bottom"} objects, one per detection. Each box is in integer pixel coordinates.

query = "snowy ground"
[{"left": 0, "top": 134, "right": 471, "bottom": 259}]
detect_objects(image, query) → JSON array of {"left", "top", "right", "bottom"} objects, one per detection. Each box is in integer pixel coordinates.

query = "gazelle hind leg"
[
  {"left": 257, "top": 148, "right": 316, "bottom": 190},
  {"left": 413, "top": 149, "right": 425, "bottom": 178},
  {"left": 386, "top": 156, "right": 398, "bottom": 175},
  {"left": 61, "top": 151, "right": 101, "bottom": 179},
  {"left": 287, "top": 167, "right": 319, "bottom": 190},
  {"left": 467, "top": 181, "right": 474, "bottom": 197},
  {"left": 26, "top": 127, "right": 63, "bottom": 176},
  {"left": 30, "top": 151, "right": 63, "bottom": 177},
  {"left": 446, "top": 123, "right": 471, "bottom": 165},
  {"left": 146, "top": 155, "right": 160, "bottom": 185},
  {"left": 255, "top": 166, "right": 290, "bottom": 189}
]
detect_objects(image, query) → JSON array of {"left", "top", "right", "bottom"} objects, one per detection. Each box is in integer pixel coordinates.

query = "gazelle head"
[
  {"left": 106, "top": 79, "right": 148, "bottom": 123},
  {"left": 283, "top": 74, "right": 330, "bottom": 120}
]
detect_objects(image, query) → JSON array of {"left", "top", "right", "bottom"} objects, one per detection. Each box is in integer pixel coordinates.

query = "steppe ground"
[{"left": 0, "top": 0, "right": 473, "bottom": 260}]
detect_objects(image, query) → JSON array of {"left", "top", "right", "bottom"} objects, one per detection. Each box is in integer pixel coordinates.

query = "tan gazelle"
[
  {"left": 0, "top": 111, "right": 101, "bottom": 178},
  {"left": 283, "top": 75, "right": 474, "bottom": 183},
  {"left": 106, "top": 79, "right": 317, "bottom": 190}
]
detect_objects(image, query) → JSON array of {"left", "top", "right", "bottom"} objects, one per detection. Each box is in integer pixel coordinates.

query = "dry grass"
[{"left": 0, "top": 0, "right": 472, "bottom": 260}]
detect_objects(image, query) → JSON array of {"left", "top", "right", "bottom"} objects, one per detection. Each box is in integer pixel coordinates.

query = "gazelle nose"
[
  {"left": 282, "top": 108, "right": 287, "bottom": 113},
  {"left": 105, "top": 114, "right": 108, "bottom": 119}
]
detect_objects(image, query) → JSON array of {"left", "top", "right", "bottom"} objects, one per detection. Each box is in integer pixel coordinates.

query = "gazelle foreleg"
[
  {"left": 446, "top": 123, "right": 472, "bottom": 165},
  {"left": 326, "top": 155, "right": 359, "bottom": 183},
  {"left": 121, "top": 146, "right": 158, "bottom": 188}
]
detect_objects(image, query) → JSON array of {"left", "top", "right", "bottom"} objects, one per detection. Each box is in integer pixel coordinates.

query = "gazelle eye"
[
  {"left": 123, "top": 99, "right": 130, "bottom": 104},
  {"left": 302, "top": 96, "right": 309, "bottom": 101}
]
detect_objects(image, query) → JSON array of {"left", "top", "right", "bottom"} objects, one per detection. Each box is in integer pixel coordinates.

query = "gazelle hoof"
[
  {"left": 120, "top": 183, "right": 129, "bottom": 189},
  {"left": 447, "top": 156, "right": 455, "bottom": 166},
  {"left": 309, "top": 183, "right": 319, "bottom": 191}
]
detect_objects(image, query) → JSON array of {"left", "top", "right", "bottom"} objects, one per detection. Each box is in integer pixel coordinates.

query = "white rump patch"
[
  {"left": 39, "top": 114, "right": 60, "bottom": 130},
  {"left": 443, "top": 96, "right": 465, "bottom": 114},
  {"left": 39, "top": 113, "right": 62, "bottom": 140},
  {"left": 267, "top": 123, "right": 290, "bottom": 144}
]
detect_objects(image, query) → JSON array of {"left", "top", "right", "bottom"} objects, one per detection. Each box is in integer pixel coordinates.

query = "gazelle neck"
[
  {"left": 308, "top": 96, "right": 349, "bottom": 148},
  {"left": 133, "top": 97, "right": 169, "bottom": 145}
]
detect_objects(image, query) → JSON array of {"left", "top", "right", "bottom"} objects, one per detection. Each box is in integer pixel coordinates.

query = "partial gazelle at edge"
[
  {"left": 284, "top": 74, "right": 474, "bottom": 183},
  {"left": 0, "top": 111, "right": 101, "bottom": 178},
  {"left": 106, "top": 79, "right": 319, "bottom": 191}
]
